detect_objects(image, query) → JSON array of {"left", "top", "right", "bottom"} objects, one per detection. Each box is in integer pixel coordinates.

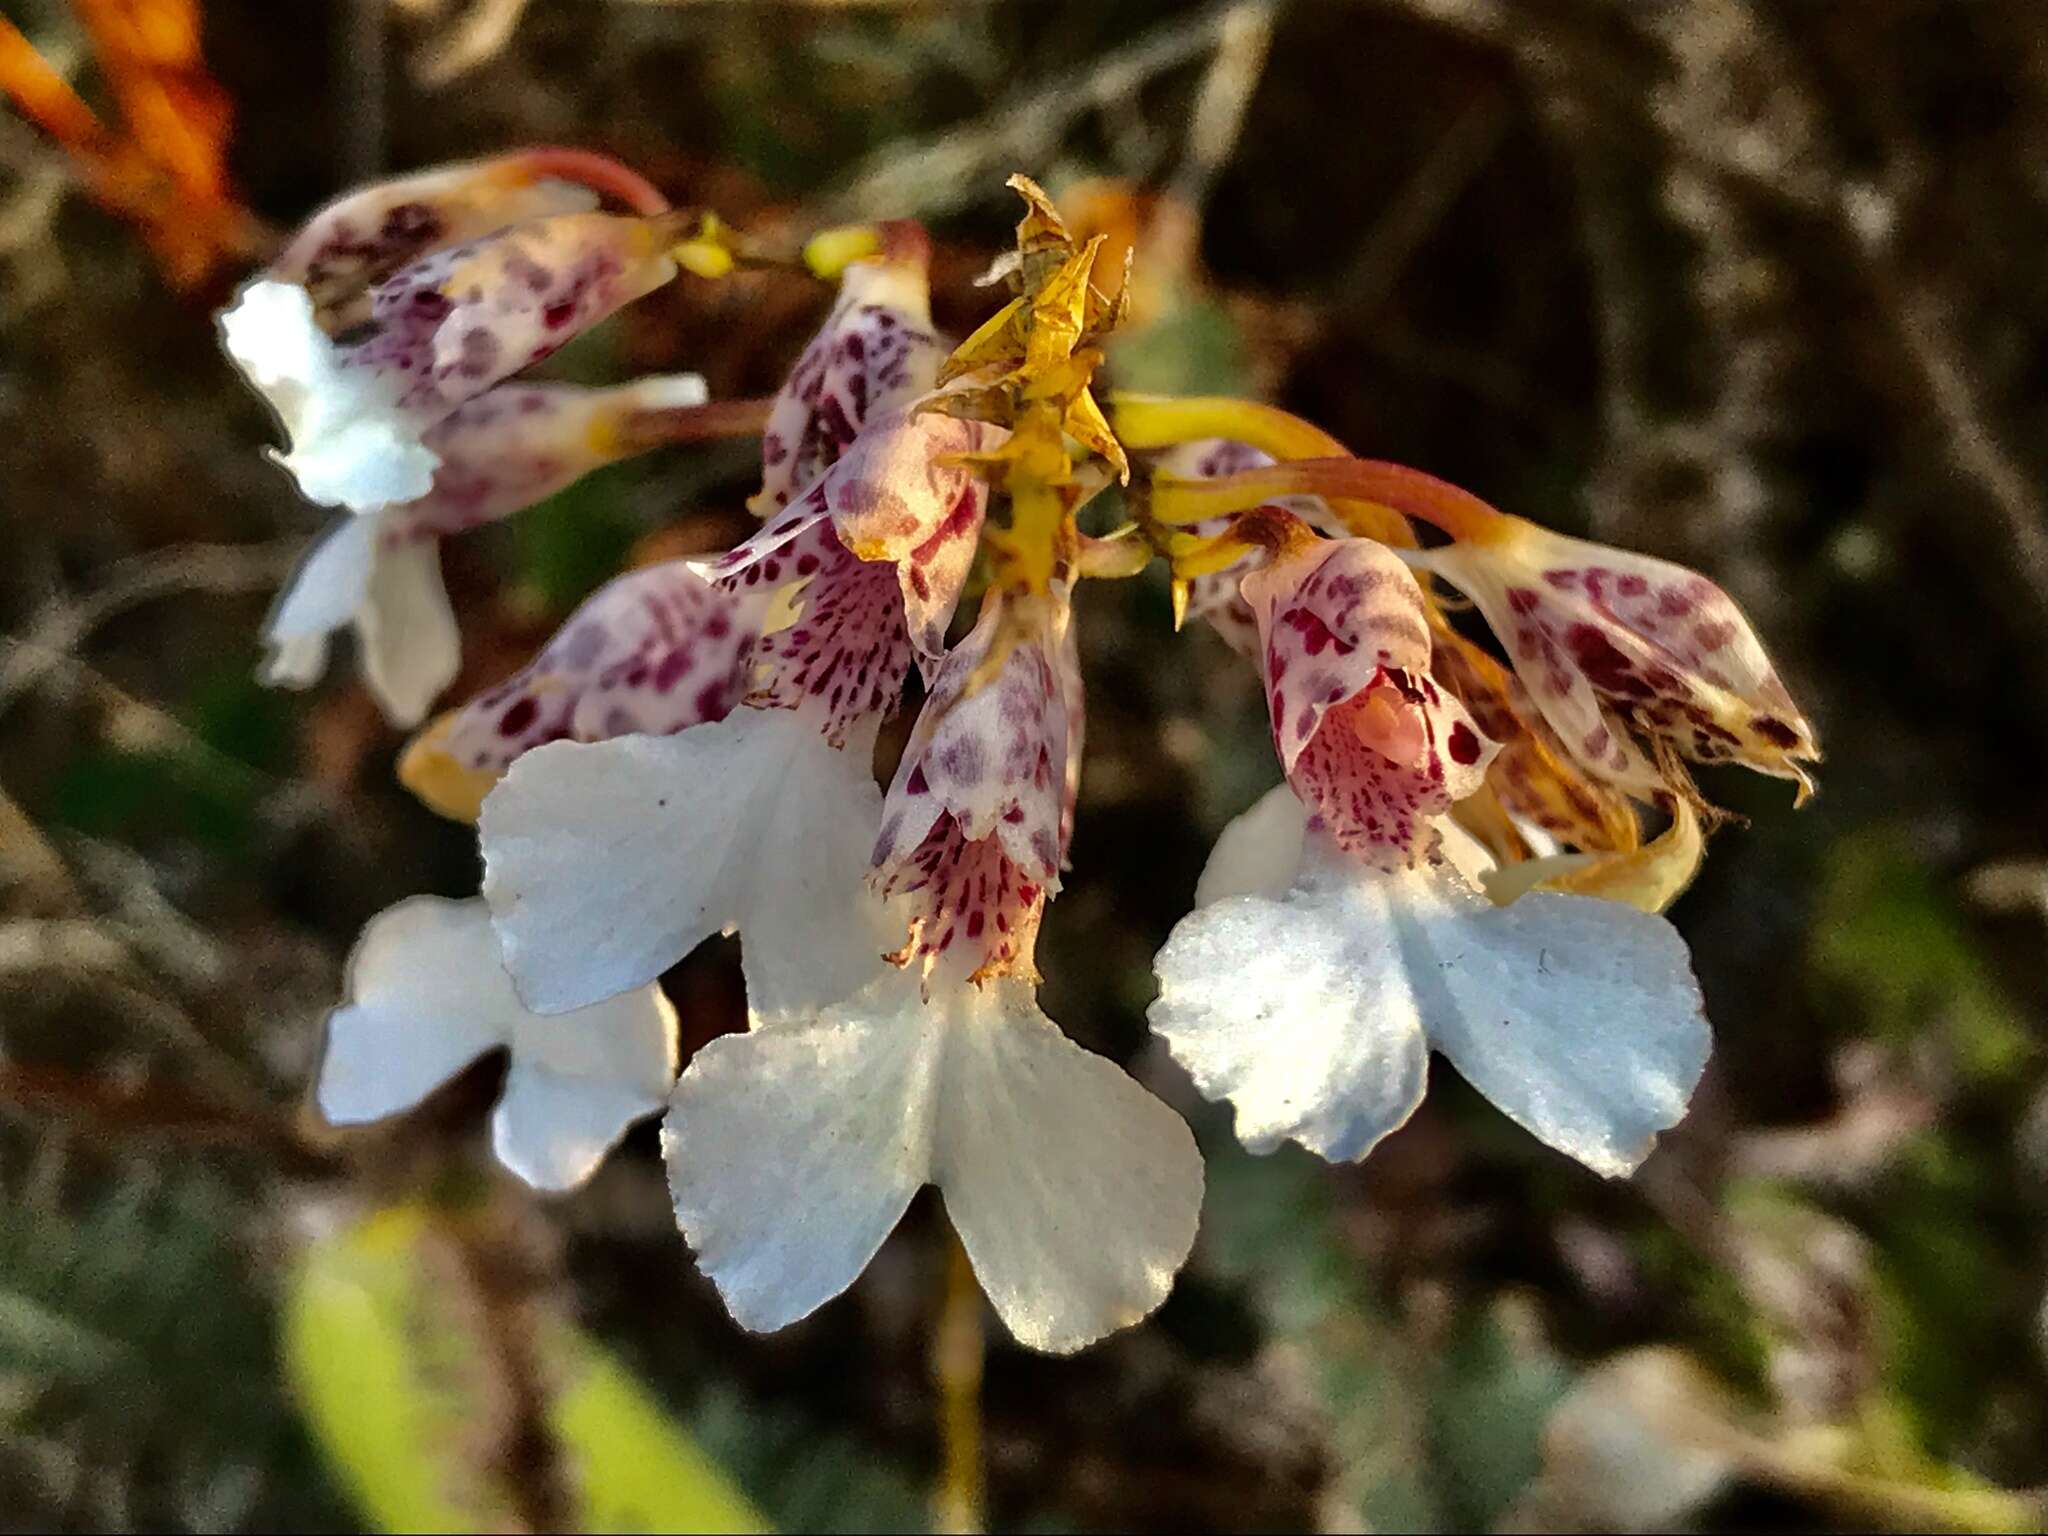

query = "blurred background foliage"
[{"left": 3, "top": 0, "right": 2048, "bottom": 1530}]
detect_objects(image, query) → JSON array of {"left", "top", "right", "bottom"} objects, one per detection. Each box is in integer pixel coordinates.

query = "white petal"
[
  {"left": 313, "top": 896, "right": 511, "bottom": 1124},
  {"left": 1194, "top": 784, "right": 1306, "bottom": 906},
  {"left": 933, "top": 981, "right": 1203, "bottom": 1354},
  {"left": 1160, "top": 836, "right": 1710, "bottom": 1177},
  {"left": 494, "top": 970, "right": 678, "bottom": 1192},
  {"left": 1151, "top": 861, "right": 1431, "bottom": 1162},
  {"left": 662, "top": 976, "right": 941, "bottom": 1332},
  {"left": 219, "top": 280, "right": 439, "bottom": 511},
  {"left": 261, "top": 515, "right": 379, "bottom": 688},
  {"left": 481, "top": 708, "right": 885, "bottom": 1016},
  {"left": 492, "top": 1065, "right": 667, "bottom": 1193},
  {"left": 356, "top": 536, "right": 460, "bottom": 727},
  {"left": 1409, "top": 869, "right": 1709, "bottom": 1177},
  {"left": 1437, "top": 812, "right": 1500, "bottom": 887}
]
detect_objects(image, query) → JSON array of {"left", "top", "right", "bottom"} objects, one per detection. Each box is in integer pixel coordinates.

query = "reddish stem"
[{"left": 516, "top": 146, "right": 671, "bottom": 215}]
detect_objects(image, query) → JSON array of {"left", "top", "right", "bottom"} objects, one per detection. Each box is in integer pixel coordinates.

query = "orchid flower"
[
  {"left": 478, "top": 409, "right": 999, "bottom": 1019},
  {"left": 665, "top": 584, "right": 1200, "bottom": 1353},
  {"left": 315, "top": 895, "right": 676, "bottom": 1191},
  {"left": 216, "top": 165, "right": 1823, "bottom": 1373},
  {"left": 1149, "top": 529, "right": 1711, "bottom": 1175}
]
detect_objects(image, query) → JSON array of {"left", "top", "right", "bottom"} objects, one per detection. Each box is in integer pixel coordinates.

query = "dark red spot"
[
  {"left": 499, "top": 698, "right": 538, "bottom": 737},
  {"left": 1447, "top": 722, "right": 1481, "bottom": 765},
  {"left": 1565, "top": 624, "right": 1653, "bottom": 699},
  {"left": 1753, "top": 715, "right": 1801, "bottom": 748}
]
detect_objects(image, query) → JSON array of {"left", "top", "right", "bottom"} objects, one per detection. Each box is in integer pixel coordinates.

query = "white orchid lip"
[
  {"left": 663, "top": 966, "right": 1202, "bottom": 1354},
  {"left": 479, "top": 707, "right": 891, "bottom": 1019},
  {"left": 315, "top": 895, "right": 677, "bottom": 1192},
  {"left": 1151, "top": 822, "right": 1709, "bottom": 1177}
]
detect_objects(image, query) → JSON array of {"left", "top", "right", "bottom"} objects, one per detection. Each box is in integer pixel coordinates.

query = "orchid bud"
[
  {"left": 221, "top": 210, "right": 683, "bottom": 511},
  {"left": 1409, "top": 521, "right": 1819, "bottom": 799},
  {"left": 752, "top": 254, "right": 946, "bottom": 516},
  {"left": 266, "top": 148, "right": 665, "bottom": 333}
]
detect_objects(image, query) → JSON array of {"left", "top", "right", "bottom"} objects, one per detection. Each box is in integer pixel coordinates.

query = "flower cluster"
[{"left": 223, "top": 158, "right": 1818, "bottom": 1354}]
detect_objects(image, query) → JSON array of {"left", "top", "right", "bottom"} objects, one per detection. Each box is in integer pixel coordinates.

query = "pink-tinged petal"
[
  {"left": 221, "top": 213, "right": 679, "bottom": 511},
  {"left": 871, "top": 595, "right": 1070, "bottom": 981},
  {"left": 431, "top": 559, "right": 759, "bottom": 781},
  {"left": 266, "top": 154, "right": 603, "bottom": 333},
  {"left": 821, "top": 412, "right": 1002, "bottom": 676},
  {"left": 391, "top": 375, "right": 709, "bottom": 540},
  {"left": 1411, "top": 523, "right": 1818, "bottom": 794},
  {"left": 751, "top": 259, "right": 946, "bottom": 516},
  {"left": 1242, "top": 539, "right": 1497, "bottom": 869}
]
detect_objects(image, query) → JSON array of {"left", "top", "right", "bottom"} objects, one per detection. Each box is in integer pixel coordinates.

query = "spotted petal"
[
  {"left": 871, "top": 594, "right": 1070, "bottom": 979},
  {"left": 267, "top": 154, "right": 602, "bottom": 333},
  {"left": 752, "top": 259, "right": 946, "bottom": 516},
  {"left": 1242, "top": 539, "right": 1497, "bottom": 869},
  {"left": 1410, "top": 523, "right": 1817, "bottom": 794},
  {"left": 413, "top": 558, "right": 758, "bottom": 816}
]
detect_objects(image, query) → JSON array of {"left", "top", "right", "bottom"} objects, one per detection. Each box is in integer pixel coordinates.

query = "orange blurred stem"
[{"left": 0, "top": 16, "right": 120, "bottom": 181}]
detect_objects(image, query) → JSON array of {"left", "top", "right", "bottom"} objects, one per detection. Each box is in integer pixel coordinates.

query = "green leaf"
[
  {"left": 284, "top": 1204, "right": 768, "bottom": 1535},
  {"left": 1809, "top": 832, "right": 2034, "bottom": 1087}
]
